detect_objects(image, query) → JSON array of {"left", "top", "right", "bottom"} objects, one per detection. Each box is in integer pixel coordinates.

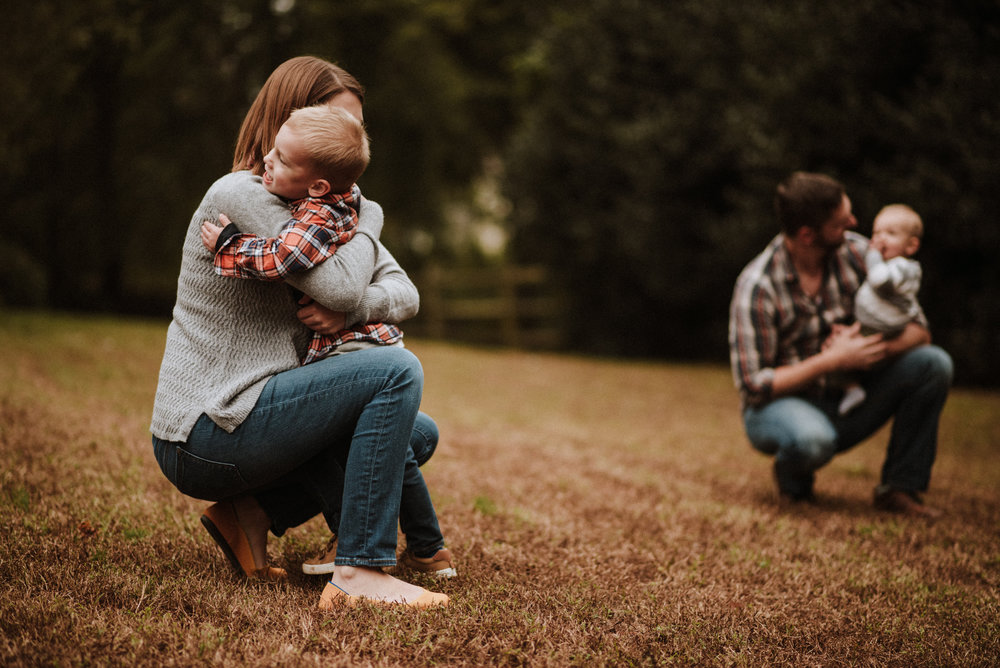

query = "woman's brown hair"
[{"left": 231, "top": 56, "right": 365, "bottom": 175}]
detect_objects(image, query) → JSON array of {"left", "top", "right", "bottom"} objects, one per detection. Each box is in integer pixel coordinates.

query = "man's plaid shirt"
[
  {"left": 214, "top": 185, "right": 403, "bottom": 364},
  {"left": 728, "top": 231, "right": 871, "bottom": 409}
]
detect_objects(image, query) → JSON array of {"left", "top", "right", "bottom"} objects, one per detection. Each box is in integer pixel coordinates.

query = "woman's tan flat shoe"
[
  {"left": 200, "top": 500, "right": 287, "bottom": 581},
  {"left": 317, "top": 581, "right": 448, "bottom": 609}
]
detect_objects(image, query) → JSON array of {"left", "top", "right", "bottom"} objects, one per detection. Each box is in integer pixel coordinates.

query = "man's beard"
[{"left": 816, "top": 232, "right": 845, "bottom": 253}]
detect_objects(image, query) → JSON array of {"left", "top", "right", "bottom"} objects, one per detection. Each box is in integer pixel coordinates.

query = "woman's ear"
[{"left": 307, "top": 179, "right": 331, "bottom": 198}]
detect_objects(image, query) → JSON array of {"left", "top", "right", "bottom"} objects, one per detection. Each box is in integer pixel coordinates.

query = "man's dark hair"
[{"left": 774, "top": 172, "right": 845, "bottom": 236}]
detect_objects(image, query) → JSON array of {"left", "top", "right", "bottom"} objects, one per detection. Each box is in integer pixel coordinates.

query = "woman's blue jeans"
[
  {"left": 152, "top": 346, "right": 441, "bottom": 567},
  {"left": 743, "top": 345, "right": 953, "bottom": 498}
]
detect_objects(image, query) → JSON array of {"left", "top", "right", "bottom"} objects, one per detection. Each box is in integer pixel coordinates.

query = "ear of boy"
[{"left": 307, "top": 179, "right": 331, "bottom": 198}]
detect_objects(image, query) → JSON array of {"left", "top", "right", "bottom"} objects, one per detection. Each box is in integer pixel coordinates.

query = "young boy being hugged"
[{"left": 201, "top": 104, "right": 402, "bottom": 364}]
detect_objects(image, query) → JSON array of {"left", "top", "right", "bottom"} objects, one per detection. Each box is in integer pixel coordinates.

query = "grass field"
[{"left": 1, "top": 310, "right": 998, "bottom": 666}]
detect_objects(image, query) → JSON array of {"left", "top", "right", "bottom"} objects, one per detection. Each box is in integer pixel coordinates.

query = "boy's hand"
[
  {"left": 200, "top": 213, "right": 231, "bottom": 253},
  {"left": 296, "top": 295, "right": 348, "bottom": 334}
]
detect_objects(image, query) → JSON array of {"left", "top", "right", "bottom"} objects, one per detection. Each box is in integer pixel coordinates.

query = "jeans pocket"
[{"left": 174, "top": 446, "right": 248, "bottom": 501}]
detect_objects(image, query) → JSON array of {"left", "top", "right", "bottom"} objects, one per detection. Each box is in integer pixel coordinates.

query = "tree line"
[{"left": 2, "top": 0, "right": 998, "bottom": 385}]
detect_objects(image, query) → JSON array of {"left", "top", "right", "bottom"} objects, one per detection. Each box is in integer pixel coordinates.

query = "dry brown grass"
[{"left": 1, "top": 310, "right": 998, "bottom": 667}]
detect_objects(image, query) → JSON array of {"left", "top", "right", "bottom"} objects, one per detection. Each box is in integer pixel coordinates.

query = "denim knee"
[
  {"left": 786, "top": 424, "right": 838, "bottom": 469},
  {"left": 411, "top": 413, "right": 439, "bottom": 467},
  {"left": 383, "top": 346, "right": 425, "bottom": 391},
  {"left": 745, "top": 398, "right": 837, "bottom": 468},
  {"left": 912, "top": 345, "right": 954, "bottom": 389}
]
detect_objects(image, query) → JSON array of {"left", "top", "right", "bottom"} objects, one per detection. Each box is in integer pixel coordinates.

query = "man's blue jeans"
[
  {"left": 153, "top": 346, "right": 436, "bottom": 567},
  {"left": 743, "top": 345, "right": 953, "bottom": 498}
]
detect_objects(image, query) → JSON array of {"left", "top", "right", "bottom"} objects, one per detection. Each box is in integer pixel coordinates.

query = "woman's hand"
[{"left": 296, "top": 295, "right": 347, "bottom": 334}]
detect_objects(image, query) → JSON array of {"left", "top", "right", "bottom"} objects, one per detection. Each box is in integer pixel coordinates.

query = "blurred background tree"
[
  {"left": 505, "top": 0, "right": 1000, "bottom": 382},
  {"left": 1, "top": 0, "right": 997, "bottom": 385}
]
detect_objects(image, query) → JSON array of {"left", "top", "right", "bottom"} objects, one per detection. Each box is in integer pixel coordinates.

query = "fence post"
[
  {"left": 499, "top": 265, "right": 519, "bottom": 347},
  {"left": 420, "top": 264, "right": 446, "bottom": 340}
]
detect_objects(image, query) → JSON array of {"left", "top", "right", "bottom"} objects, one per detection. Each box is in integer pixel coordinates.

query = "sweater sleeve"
[
  {"left": 221, "top": 173, "right": 380, "bottom": 311},
  {"left": 282, "top": 198, "right": 385, "bottom": 311},
  {"left": 344, "top": 242, "right": 420, "bottom": 327},
  {"left": 868, "top": 256, "right": 921, "bottom": 298}
]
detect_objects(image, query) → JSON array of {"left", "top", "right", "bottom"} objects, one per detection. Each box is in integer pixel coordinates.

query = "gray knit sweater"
[{"left": 150, "top": 171, "right": 419, "bottom": 442}]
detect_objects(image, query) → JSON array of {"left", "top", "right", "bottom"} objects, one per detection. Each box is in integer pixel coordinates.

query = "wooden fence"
[{"left": 409, "top": 265, "right": 566, "bottom": 349}]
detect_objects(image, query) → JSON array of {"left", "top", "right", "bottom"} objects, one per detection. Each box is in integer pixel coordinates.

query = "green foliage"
[
  {"left": 508, "top": 1, "right": 760, "bottom": 356},
  {"left": 2, "top": 0, "right": 279, "bottom": 311},
  {"left": 505, "top": 0, "right": 1000, "bottom": 383},
  {"left": 1, "top": 0, "right": 540, "bottom": 306}
]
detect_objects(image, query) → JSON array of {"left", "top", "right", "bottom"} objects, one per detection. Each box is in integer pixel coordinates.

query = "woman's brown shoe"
[{"left": 201, "top": 500, "right": 287, "bottom": 580}]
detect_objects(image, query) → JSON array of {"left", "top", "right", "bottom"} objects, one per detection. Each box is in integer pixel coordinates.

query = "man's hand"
[
  {"left": 200, "top": 213, "right": 232, "bottom": 253},
  {"left": 824, "top": 322, "right": 887, "bottom": 371},
  {"left": 296, "top": 295, "right": 347, "bottom": 335},
  {"left": 772, "top": 322, "right": 886, "bottom": 398}
]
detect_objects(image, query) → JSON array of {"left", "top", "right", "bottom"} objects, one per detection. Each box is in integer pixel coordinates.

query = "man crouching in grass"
[{"left": 728, "top": 171, "right": 952, "bottom": 517}]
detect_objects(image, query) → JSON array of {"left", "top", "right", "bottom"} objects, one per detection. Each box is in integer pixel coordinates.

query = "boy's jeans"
[
  {"left": 398, "top": 415, "right": 446, "bottom": 555},
  {"left": 743, "top": 345, "right": 952, "bottom": 498},
  {"left": 153, "top": 346, "right": 434, "bottom": 567}
]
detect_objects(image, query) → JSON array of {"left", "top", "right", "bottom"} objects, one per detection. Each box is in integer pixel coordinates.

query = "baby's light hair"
[
  {"left": 285, "top": 105, "right": 370, "bottom": 192},
  {"left": 876, "top": 203, "right": 924, "bottom": 239}
]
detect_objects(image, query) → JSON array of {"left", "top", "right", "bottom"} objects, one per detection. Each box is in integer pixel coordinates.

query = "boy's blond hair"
[
  {"left": 285, "top": 105, "right": 370, "bottom": 193},
  {"left": 876, "top": 203, "right": 924, "bottom": 239}
]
